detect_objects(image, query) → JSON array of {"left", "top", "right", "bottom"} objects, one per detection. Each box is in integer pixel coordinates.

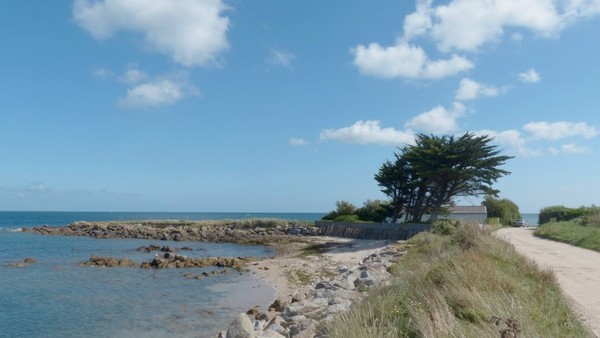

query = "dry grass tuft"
[{"left": 328, "top": 224, "right": 592, "bottom": 338}]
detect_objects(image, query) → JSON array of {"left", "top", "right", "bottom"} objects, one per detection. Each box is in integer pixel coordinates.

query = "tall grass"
[
  {"left": 534, "top": 221, "right": 600, "bottom": 253},
  {"left": 328, "top": 225, "right": 591, "bottom": 338}
]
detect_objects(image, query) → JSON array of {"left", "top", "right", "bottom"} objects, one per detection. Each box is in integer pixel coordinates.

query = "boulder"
[
  {"left": 269, "top": 299, "right": 286, "bottom": 312},
  {"left": 257, "top": 329, "right": 286, "bottom": 338},
  {"left": 226, "top": 313, "right": 255, "bottom": 338}
]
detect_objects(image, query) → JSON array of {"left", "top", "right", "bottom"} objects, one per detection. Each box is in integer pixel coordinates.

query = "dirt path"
[{"left": 496, "top": 227, "right": 600, "bottom": 337}]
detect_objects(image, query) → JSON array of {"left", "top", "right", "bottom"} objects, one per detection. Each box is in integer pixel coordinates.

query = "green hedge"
[{"left": 538, "top": 206, "right": 591, "bottom": 225}]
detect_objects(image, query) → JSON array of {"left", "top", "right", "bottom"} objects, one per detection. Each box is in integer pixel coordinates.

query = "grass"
[
  {"left": 326, "top": 224, "right": 592, "bottom": 338},
  {"left": 534, "top": 221, "right": 600, "bottom": 253}
]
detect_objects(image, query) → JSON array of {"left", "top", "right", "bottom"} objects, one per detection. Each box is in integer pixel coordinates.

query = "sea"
[
  {"left": 521, "top": 213, "right": 540, "bottom": 226},
  {"left": 0, "top": 211, "right": 324, "bottom": 338}
]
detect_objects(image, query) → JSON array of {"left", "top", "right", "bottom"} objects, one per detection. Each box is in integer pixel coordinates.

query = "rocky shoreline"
[
  {"left": 21, "top": 220, "right": 406, "bottom": 338},
  {"left": 22, "top": 220, "right": 319, "bottom": 244},
  {"left": 221, "top": 243, "right": 404, "bottom": 338}
]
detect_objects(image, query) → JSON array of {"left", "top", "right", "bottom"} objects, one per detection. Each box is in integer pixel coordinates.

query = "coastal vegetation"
[
  {"left": 534, "top": 205, "right": 600, "bottom": 252},
  {"left": 323, "top": 132, "right": 513, "bottom": 224},
  {"left": 538, "top": 205, "right": 600, "bottom": 225},
  {"left": 321, "top": 200, "right": 390, "bottom": 223},
  {"left": 483, "top": 195, "right": 521, "bottom": 226},
  {"left": 327, "top": 224, "right": 591, "bottom": 337},
  {"left": 375, "top": 133, "right": 512, "bottom": 223}
]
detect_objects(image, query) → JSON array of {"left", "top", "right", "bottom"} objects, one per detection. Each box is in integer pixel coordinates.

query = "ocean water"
[
  {"left": 0, "top": 212, "right": 324, "bottom": 338},
  {"left": 521, "top": 213, "right": 539, "bottom": 226}
]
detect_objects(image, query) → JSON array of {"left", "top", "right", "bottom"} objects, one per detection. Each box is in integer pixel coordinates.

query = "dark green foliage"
[
  {"left": 432, "top": 219, "right": 460, "bottom": 235},
  {"left": 321, "top": 200, "right": 357, "bottom": 220},
  {"left": 355, "top": 200, "right": 392, "bottom": 223},
  {"left": 375, "top": 132, "right": 513, "bottom": 223},
  {"left": 538, "top": 205, "right": 597, "bottom": 225},
  {"left": 483, "top": 195, "right": 521, "bottom": 225},
  {"left": 334, "top": 214, "right": 360, "bottom": 222}
]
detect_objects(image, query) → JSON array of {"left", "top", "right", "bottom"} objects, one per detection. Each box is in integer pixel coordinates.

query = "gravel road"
[{"left": 496, "top": 227, "right": 600, "bottom": 337}]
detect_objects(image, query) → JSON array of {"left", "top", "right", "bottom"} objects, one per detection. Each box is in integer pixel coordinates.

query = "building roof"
[{"left": 448, "top": 206, "right": 487, "bottom": 214}]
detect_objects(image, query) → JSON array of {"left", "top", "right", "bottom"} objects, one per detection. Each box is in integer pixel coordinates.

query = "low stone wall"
[{"left": 315, "top": 221, "right": 430, "bottom": 240}]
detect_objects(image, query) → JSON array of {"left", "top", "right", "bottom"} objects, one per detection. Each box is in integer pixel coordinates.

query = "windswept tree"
[{"left": 376, "top": 132, "right": 513, "bottom": 223}]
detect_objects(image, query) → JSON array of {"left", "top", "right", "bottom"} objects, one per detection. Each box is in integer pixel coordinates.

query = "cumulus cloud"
[
  {"left": 354, "top": 0, "right": 600, "bottom": 78},
  {"left": 94, "top": 67, "right": 114, "bottom": 79},
  {"left": 549, "top": 143, "right": 591, "bottom": 154},
  {"left": 320, "top": 120, "right": 415, "bottom": 146},
  {"left": 119, "top": 77, "right": 198, "bottom": 109},
  {"left": 478, "top": 120, "right": 597, "bottom": 157},
  {"left": 118, "top": 64, "right": 148, "bottom": 84},
  {"left": 429, "top": 0, "right": 562, "bottom": 52},
  {"left": 476, "top": 129, "right": 542, "bottom": 157},
  {"left": 289, "top": 138, "right": 307, "bottom": 146},
  {"left": 352, "top": 42, "right": 473, "bottom": 79},
  {"left": 405, "top": 102, "right": 466, "bottom": 134},
  {"left": 455, "top": 78, "right": 505, "bottom": 100},
  {"left": 523, "top": 121, "right": 598, "bottom": 140},
  {"left": 73, "top": 0, "right": 230, "bottom": 67},
  {"left": 518, "top": 68, "right": 541, "bottom": 83},
  {"left": 268, "top": 49, "right": 295, "bottom": 68}
]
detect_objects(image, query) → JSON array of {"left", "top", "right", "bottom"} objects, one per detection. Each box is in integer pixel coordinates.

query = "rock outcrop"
[
  {"left": 80, "top": 253, "right": 252, "bottom": 270},
  {"left": 220, "top": 245, "right": 404, "bottom": 338},
  {"left": 7, "top": 257, "right": 37, "bottom": 268},
  {"left": 23, "top": 220, "right": 319, "bottom": 244}
]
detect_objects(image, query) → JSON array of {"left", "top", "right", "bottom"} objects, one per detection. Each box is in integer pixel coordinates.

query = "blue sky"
[{"left": 1, "top": 0, "right": 600, "bottom": 213}]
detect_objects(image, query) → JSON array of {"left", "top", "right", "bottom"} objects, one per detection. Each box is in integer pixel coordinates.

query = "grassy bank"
[
  {"left": 534, "top": 221, "right": 600, "bottom": 253},
  {"left": 327, "top": 225, "right": 591, "bottom": 338}
]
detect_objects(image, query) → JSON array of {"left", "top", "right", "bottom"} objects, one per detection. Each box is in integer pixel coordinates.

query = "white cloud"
[
  {"left": 289, "top": 138, "right": 307, "bottom": 146},
  {"left": 119, "top": 76, "right": 198, "bottom": 109},
  {"left": 73, "top": 0, "right": 230, "bottom": 67},
  {"left": 119, "top": 64, "right": 148, "bottom": 84},
  {"left": 476, "top": 129, "right": 542, "bottom": 157},
  {"left": 518, "top": 68, "right": 541, "bottom": 83},
  {"left": 268, "top": 49, "right": 295, "bottom": 68},
  {"left": 405, "top": 102, "right": 466, "bottom": 134},
  {"left": 523, "top": 121, "right": 597, "bottom": 140},
  {"left": 429, "top": 0, "right": 562, "bottom": 52},
  {"left": 320, "top": 120, "right": 414, "bottom": 146},
  {"left": 549, "top": 143, "right": 591, "bottom": 154},
  {"left": 94, "top": 67, "right": 114, "bottom": 79},
  {"left": 352, "top": 42, "right": 473, "bottom": 79},
  {"left": 455, "top": 78, "right": 504, "bottom": 100},
  {"left": 402, "top": 0, "right": 433, "bottom": 42},
  {"left": 354, "top": 0, "right": 600, "bottom": 81}
]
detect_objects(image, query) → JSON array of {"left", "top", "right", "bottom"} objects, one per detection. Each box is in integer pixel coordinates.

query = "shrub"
[
  {"left": 485, "top": 217, "right": 501, "bottom": 225},
  {"left": 321, "top": 200, "right": 357, "bottom": 220},
  {"left": 432, "top": 219, "right": 460, "bottom": 235},
  {"left": 334, "top": 214, "right": 360, "bottom": 222},
  {"left": 538, "top": 205, "right": 593, "bottom": 225},
  {"left": 355, "top": 200, "right": 391, "bottom": 223},
  {"left": 483, "top": 196, "right": 521, "bottom": 225}
]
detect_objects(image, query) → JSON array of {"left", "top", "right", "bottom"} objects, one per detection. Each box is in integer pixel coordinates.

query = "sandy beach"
[{"left": 246, "top": 236, "right": 397, "bottom": 307}]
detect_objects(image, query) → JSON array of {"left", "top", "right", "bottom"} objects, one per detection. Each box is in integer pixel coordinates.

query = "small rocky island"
[{"left": 22, "top": 219, "right": 320, "bottom": 243}]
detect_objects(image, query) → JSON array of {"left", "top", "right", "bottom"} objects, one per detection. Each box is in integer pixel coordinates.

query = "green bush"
[
  {"left": 483, "top": 196, "right": 521, "bottom": 225},
  {"left": 355, "top": 200, "right": 391, "bottom": 223},
  {"left": 334, "top": 214, "right": 360, "bottom": 222},
  {"left": 321, "top": 200, "right": 357, "bottom": 220},
  {"left": 538, "top": 206, "right": 593, "bottom": 225},
  {"left": 432, "top": 219, "right": 460, "bottom": 235},
  {"left": 485, "top": 217, "right": 501, "bottom": 225}
]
